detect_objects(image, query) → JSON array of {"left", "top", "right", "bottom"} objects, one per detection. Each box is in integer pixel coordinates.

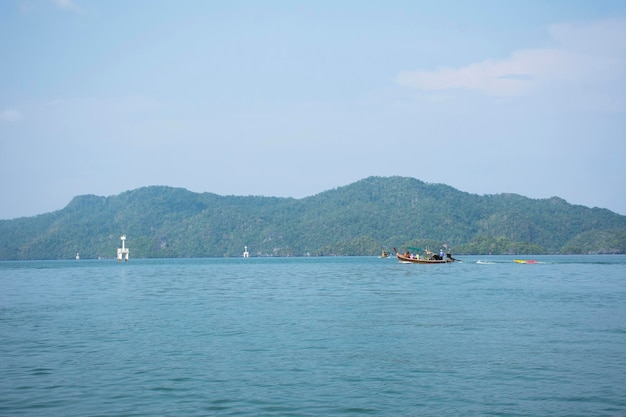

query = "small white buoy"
[{"left": 117, "top": 235, "right": 129, "bottom": 261}]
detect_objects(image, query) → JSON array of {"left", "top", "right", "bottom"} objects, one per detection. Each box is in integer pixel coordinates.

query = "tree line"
[{"left": 1, "top": 176, "right": 625, "bottom": 260}]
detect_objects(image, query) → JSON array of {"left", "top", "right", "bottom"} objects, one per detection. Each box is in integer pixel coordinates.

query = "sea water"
[{"left": 1, "top": 255, "right": 625, "bottom": 416}]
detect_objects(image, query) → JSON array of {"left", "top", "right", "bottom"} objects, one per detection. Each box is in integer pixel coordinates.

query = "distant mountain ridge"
[{"left": 1, "top": 176, "right": 625, "bottom": 259}]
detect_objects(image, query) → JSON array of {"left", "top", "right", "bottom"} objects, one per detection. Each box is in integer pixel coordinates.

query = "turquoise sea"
[{"left": 1, "top": 255, "right": 625, "bottom": 416}]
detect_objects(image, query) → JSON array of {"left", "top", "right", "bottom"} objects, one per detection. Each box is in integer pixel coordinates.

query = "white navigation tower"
[
  {"left": 243, "top": 246, "right": 249, "bottom": 258},
  {"left": 117, "top": 235, "right": 129, "bottom": 261}
]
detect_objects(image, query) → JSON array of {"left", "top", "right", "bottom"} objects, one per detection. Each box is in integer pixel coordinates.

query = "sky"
[{"left": 1, "top": 0, "right": 625, "bottom": 219}]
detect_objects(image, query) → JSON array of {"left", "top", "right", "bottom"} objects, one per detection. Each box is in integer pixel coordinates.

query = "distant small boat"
[
  {"left": 393, "top": 247, "right": 456, "bottom": 264},
  {"left": 379, "top": 250, "right": 389, "bottom": 258},
  {"left": 514, "top": 259, "right": 538, "bottom": 264}
]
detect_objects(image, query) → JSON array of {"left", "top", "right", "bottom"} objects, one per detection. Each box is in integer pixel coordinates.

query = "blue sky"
[{"left": 1, "top": 0, "right": 625, "bottom": 219}]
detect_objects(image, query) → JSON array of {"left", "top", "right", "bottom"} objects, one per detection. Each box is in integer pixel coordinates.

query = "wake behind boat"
[{"left": 393, "top": 247, "right": 456, "bottom": 264}]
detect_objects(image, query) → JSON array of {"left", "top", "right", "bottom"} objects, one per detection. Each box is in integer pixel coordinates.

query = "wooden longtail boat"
[{"left": 393, "top": 247, "right": 456, "bottom": 264}]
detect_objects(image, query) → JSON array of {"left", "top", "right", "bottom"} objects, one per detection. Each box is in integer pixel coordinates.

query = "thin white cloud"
[
  {"left": 51, "top": 0, "right": 80, "bottom": 12},
  {"left": 18, "top": 0, "right": 81, "bottom": 13},
  {"left": 396, "top": 18, "right": 626, "bottom": 100},
  {"left": 0, "top": 109, "right": 24, "bottom": 123}
]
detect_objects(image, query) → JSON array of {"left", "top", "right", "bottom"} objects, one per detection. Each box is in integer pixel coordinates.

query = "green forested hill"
[{"left": 1, "top": 176, "right": 625, "bottom": 259}]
